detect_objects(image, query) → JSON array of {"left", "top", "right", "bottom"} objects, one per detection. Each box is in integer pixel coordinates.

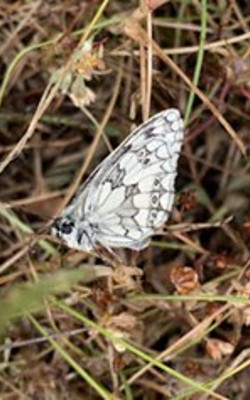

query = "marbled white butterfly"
[{"left": 52, "top": 109, "right": 184, "bottom": 252}]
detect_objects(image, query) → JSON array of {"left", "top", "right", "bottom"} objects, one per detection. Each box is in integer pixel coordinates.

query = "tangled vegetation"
[{"left": 0, "top": 1, "right": 250, "bottom": 399}]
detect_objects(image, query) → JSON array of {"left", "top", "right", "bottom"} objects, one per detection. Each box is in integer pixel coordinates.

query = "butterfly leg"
[{"left": 94, "top": 244, "right": 123, "bottom": 267}]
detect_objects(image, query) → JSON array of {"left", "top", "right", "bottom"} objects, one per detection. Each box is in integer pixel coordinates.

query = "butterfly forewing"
[{"left": 53, "top": 109, "right": 184, "bottom": 252}]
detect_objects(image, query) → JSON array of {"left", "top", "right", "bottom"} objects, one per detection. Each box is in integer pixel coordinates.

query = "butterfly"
[{"left": 52, "top": 109, "right": 184, "bottom": 253}]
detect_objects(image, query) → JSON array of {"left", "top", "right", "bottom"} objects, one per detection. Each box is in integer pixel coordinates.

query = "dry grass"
[{"left": 1, "top": 1, "right": 250, "bottom": 399}]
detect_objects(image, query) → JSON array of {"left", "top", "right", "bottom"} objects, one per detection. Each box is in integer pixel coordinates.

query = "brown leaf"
[
  {"left": 206, "top": 339, "right": 234, "bottom": 361},
  {"left": 170, "top": 265, "right": 199, "bottom": 294}
]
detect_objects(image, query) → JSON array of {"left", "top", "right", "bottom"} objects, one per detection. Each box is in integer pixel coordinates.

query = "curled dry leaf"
[
  {"left": 225, "top": 56, "right": 250, "bottom": 87},
  {"left": 105, "top": 312, "right": 143, "bottom": 353},
  {"left": 69, "top": 78, "right": 96, "bottom": 108},
  {"left": 232, "top": 281, "right": 250, "bottom": 311},
  {"left": 170, "top": 265, "right": 199, "bottom": 294},
  {"left": 111, "top": 265, "right": 143, "bottom": 292},
  {"left": 236, "top": 281, "right": 250, "bottom": 298},
  {"left": 231, "top": 282, "right": 250, "bottom": 325},
  {"left": 107, "top": 312, "right": 138, "bottom": 332},
  {"left": 206, "top": 338, "right": 234, "bottom": 361}
]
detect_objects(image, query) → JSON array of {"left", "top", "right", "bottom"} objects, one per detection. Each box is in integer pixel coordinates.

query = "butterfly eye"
[{"left": 60, "top": 220, "right": 74, "bottom": 235}]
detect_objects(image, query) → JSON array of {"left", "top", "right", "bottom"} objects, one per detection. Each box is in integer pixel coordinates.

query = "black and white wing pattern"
[{"left": 53, "top": 109, "right": 184, "bottom": 252}]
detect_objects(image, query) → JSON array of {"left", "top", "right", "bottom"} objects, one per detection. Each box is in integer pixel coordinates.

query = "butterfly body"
[{"left": 52, "top": 109, "right": 184, "bottom": 252}]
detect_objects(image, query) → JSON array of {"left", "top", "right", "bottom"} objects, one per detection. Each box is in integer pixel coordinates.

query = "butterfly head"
[
  {"left": 52, "top": 216, "right": 76, "bottom": 243},
  {"left": 52, "top": 216, "right": 94, "bottom": 252}
]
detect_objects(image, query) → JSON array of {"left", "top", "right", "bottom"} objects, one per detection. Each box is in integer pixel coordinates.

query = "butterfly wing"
[{"left": 62, "top": 108, "right": 183, "bottom": 250}]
